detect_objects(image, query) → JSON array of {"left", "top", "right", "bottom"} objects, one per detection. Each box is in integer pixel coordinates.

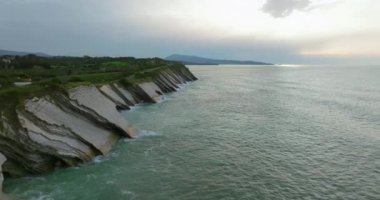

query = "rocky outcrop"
[
  {"left": 133, "top": 82, "right": 164, "bottom": 103},
  {"left": 0, "top": 66, "right": 197, "bottom": 177},
  {"left": 68, "top": 86, "right": 135, "bottom": 138},
  {"left": 0, "top": 153, "right": 10, "bottom": 200},
  {"left": 0, "top": 153, "right": 5, "bottom": 193},
  {"left": 99, "top": 85, "right": 129, "bottom": 110},
  {"left": 112, "top": 84, "right": 137, "bottom": 106}
]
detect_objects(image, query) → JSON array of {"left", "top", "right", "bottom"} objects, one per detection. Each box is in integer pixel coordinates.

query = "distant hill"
[
  {"left": 165, "top": 54, "right": 273, "bottom": 65},
  {"left": 0, "top": 49, "right": 50, "bottom": 57}
]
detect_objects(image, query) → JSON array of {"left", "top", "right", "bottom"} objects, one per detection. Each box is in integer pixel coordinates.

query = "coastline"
[
  {"left": 0, "top": 65, "right": 197, "bottom": 195},
  {"left": 0, "top": 153, "right": 5, "bottom": 198}
]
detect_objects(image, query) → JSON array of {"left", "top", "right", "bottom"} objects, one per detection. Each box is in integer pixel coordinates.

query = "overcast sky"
[{"left": 0, "top": 0, "right": 379, "bottom": 64}]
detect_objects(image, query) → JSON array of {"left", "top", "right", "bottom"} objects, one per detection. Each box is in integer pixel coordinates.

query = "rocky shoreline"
[
  {"left": 0, "top": 153, "right": 5, "bottom": 191},
  {"left": 0, "top": 66, "right": 197, "bottom": 194}
]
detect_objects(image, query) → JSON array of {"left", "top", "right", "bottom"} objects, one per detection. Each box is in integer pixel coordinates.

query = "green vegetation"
[{"left": 0, "top": 54, "right": 183, "bottom": 109}]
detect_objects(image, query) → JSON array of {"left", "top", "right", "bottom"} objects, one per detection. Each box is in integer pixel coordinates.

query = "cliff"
[
  {"left": 0, "top": 65, "right": 197, "bottom": 187},
  {"left": 0, "top": 153, "right": 10, "bottom": 200},
  {"left": 0, "top": 153, "right": 5, "bottom": 193}
]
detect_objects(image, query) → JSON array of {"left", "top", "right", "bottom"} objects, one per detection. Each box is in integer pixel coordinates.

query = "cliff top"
[
  {"left": 0, "top": 55, "right": 187, "bottom": 133},
  {"left": 0, "top": 55, "right": 184, "bottom": 105}
]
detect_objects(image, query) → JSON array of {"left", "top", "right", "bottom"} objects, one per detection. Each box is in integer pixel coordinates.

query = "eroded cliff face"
[
  {"left": 0, "top": 153, "right": 8, "bottom": 200},
  {"left": 0, "top": 153, "right": 5, "bottom": 192},
  {"left": 0, "top": 66, "right": 197, "bottom": 181}
]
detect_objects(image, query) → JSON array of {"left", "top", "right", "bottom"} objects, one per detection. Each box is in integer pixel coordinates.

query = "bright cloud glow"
[{"left": 125, "top": 0, "right": 380, "bottom": 59}]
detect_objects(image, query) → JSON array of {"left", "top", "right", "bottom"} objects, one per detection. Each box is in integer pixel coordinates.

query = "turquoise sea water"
[{"left": 4, "top": 65, "right": 380, "bottom": 200}]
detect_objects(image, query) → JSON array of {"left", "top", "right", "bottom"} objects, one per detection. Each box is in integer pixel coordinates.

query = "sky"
[{"left": 0, "top": 0, "right": 379, "bottom": 64}]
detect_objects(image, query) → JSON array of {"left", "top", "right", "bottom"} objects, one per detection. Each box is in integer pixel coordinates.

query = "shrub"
[{"left": 68, "top": 76, "right": 83, "bottom": 82}]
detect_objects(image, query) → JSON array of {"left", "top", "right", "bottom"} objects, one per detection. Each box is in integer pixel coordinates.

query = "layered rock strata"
[
  {"left": 0, "top": 153, "right": 5, "bottom": 192},
  {"left": 0, "top": 66, "right": 197, "bottom": 183}
]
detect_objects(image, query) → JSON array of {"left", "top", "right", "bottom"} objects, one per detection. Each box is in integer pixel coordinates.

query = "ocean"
[{"left": 4, "top": 65, "right": 380, "bottom": 200}]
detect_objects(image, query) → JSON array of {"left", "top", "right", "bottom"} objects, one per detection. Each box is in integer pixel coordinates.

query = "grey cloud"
[{"left": 262, "top": 0, "right": 311, "bottom": 18}]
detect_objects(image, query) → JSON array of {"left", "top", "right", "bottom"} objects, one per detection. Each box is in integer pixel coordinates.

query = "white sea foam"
[
  {"left": 123, "top": 130, "right": 161, "bottom": 142},
  {"left": 158, "top": 94, "right": 165, "bottom": 102},
  {"left": 127, "top": 104, "right": 143, "bottom": 112},
  {"left": 24, "top": 191, "right": 52, "bottom": 200},
  {"left": 121, "top": 190, "right": 137, "bottom": 199},
  {"left": 137, "top": 130, "right": 160, "bottom": 138},
  {"left": 32, "top": 195, "right": 52, "bottom": 200},
  {"left": 159, "top": 95, "right": 171, "bottom": 103},
  {"left": 164, "top": 96, "right": 172, "bottom": 101},
  {"left": 92, "top": 155, "right": 105, "bottom": 163}
]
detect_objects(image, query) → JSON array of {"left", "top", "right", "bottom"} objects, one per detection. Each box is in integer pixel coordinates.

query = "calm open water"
[{"left": 4, "top": 65, "right": 380, "bottom": 200}]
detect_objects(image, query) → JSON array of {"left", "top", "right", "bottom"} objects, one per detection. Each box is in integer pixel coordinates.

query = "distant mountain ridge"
[
  {"left": 165, "top": 54, "right": 273, "bottom": 65},
  {"left": 0, "top": 49, "right": 50, "bottom": 57}
]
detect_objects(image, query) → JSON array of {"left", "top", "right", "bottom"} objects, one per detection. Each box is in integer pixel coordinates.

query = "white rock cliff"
[{"left": 0, "top": 66, "right": 197, "bottom": 192}]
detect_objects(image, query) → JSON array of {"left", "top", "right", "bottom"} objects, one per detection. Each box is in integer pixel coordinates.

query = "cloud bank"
[{"left": 262, "top": 0, "right": 311, "bottom": 18}]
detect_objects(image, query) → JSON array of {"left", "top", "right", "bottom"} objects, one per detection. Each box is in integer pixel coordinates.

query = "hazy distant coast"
[{"left": 165, "top": 54, "right": 273, "bottom": 65}]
